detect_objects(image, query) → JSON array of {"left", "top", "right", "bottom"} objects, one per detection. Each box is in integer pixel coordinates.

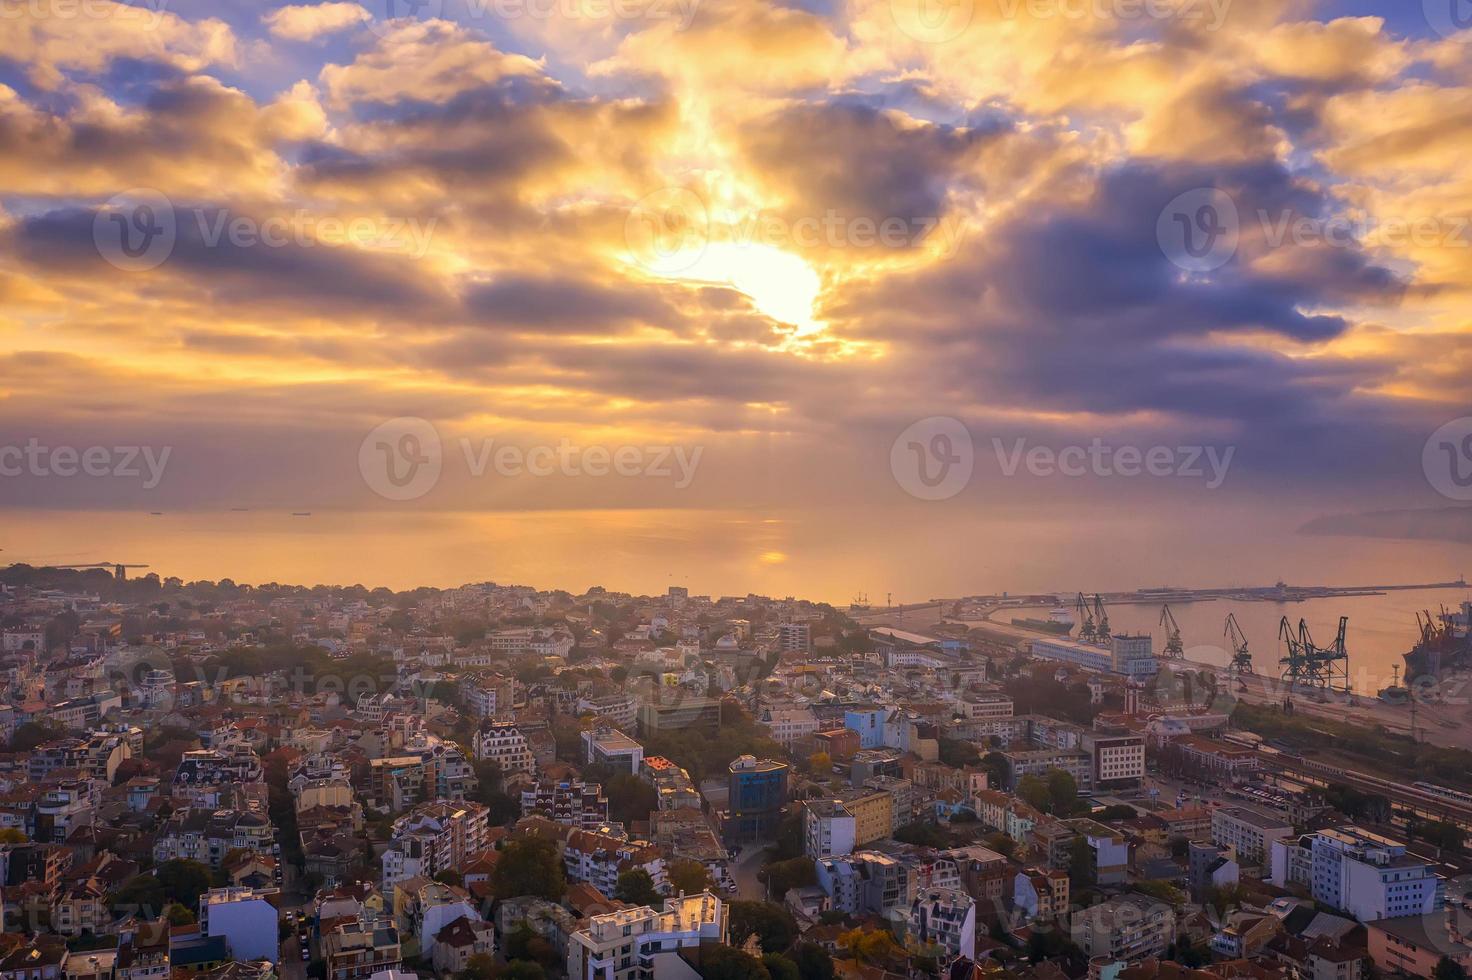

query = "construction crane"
[
  {"left": 1075, "top": 593, "right": 1097, "bottom": 644},
  {"left": 1224, "top": 613, "right": 1254, "bottom": 676},
  {"left": 1278, "top": 615, "right": 1351, "bottom": 704},
  {"left": 1092, "top": 594, "right": 1111, "bottom": 643},
  {"left": 51, "top": 562, "right": 150, "bottom": 581},
  {"left": 1159, "top": 604, "right": 1185, "bottom": 659}
]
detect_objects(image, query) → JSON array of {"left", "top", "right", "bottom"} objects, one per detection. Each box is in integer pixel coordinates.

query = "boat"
[
  {"left": 1404, "top": 604, "right": 1471, "bottom": 682},
  {"left": 850, "top": 592, "right": 871, "bottom": 612},
  {"left": 291, "top": 512, "right": 312, "bottom": 517},
  {"left": 1011, "top": 616, "right": 1072, "bottom": 635}
]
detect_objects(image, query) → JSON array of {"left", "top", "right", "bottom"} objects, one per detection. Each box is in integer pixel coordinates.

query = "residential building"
[
  {"left": 1072, "top": 894, "right": 1176, "bottom": 962},
  {"left": 909, "top": 887, "right": 976, "bottom": 961},
  {"left": 1014, "top": 868, "right": 1070, "bottom": 922},
  {"left": 1212, "top": 805, "right": 1294, "bottom": 869},
  {"left": 1309, "top": 826, "right": 1441, "bottom": 921},
  {"left": 815, "top": 851, "right": 911, "bottom": 916},
  {"left": 636, "top": 698, "right": 721, "bottom": 738},
  {"left": 521, "top": 780, "right": 610, "bottom": 830},
  {"left": 565, "top": 892, "right": 726, "bottom": 980},
  {"left": 804, "top": 800, "right": 856, "bottom": 859},
  {"left": 473, "top": 721, "right": 535, "bottom": 776},
  {"left": 199, "top": 888, "right": 278, "bottom": 964},
  {"left": 381, "top": 801, "right": 490, "bottom": 892}
]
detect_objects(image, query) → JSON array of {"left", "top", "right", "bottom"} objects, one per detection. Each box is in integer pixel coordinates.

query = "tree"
[
  {"left": 892, "top": 822, "right": 947, "bottom": 847},
  {"left": 699, "top": 946, "right": 769, "bottom": 980},
  {"left": 790, "top": 944, "right": 835, "bottom": 980},
  {"left": 668, "top": 859, "right": 714, "bottom": 895},
  {"left": 1435, "top": 957, "right": 1469, "bottom": 980},
  {"left": 492, "top": 837, "right": 567, "bottom": 901},
  {"left": 164, "top": 903, "right": 196, "bottom": 925},
  {"left": 1017, "top": 774, "right": 1052, "bottom": 813},
  {"left": 604, "top": 774, "right": 659, "bottom": 825},
  {"left": 759, "top": 857, "right": 815, "bottom": 897},
  {"left": 434, "top": 869, "right": 464, "bottom": 888},
  {"left": 1067, "top": 837, "right": 1095, "bottom": 888},
  {"left": 838, "top": 927, "right": 901, "bottom": 964},
  {"left": 939, "top": 737, "right": 981, "bottom": 768},
  {"left": 615, "top": 868, "right": 662, "bottom": 907},
  {"left": 809, "top": 752, "right": 832, "bottom": 776},
  {"left": 1047, "top": 769, "right": 1081, "bottom": 816},
  {"left": 762, "top": 954, "right": 799, "bottom": 980},
  {"left": 730, "top": 900, "right": 797, "bottom": 954},
  {"left": 0, "top": 828, "right": 26, "bottom": 844},
  {"left": 500, "top": 964, "right": 547, "bottom": 980},
  {"left": 456, "top": 953, "right": 496, "bottom": 980},
  {"left": 156, "top": 860, "right": 212, "bottom": 911}
]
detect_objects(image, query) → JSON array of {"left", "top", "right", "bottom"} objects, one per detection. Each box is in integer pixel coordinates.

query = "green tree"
[
  {"left": 1016, "top": 774, "right": 1052, "bottom": 813},
  {"left": 759, "top": 857, "right": 815, "bottom": 897},
  {"left": 455, "top": 953, "right": 496, "bottom": 980},
  {"left": 729, "top": 900, "right": 797, "bottom": 955},
  {"left": 790, "top": 944, "right": 835, "bottom": 980},
  {"left": 108, "top": 874, "right": 166, "bottom": 917},
  {"left": 1067, "top": 837, "right": 1096, "bottom": 888},
  {"left": 938, "top": 737, "right": 981, "bottom": 768},
  {"left": 699, "top": 946, "right": 770, "bottom": 980},
  {"left": 492, "top": 837, "right": 567, "bottom": 901},
  {"left": 668, "top": 859, "right": 714, "bottom": 895},
  {"left": 604, "top": 773, "right": 659, "bottom": 825},
  {"left": 164, "top": 903, "right": 196, "bottom": 925},
  {"left": 1435, "top": 957, "right": 1469, "bottom": 980},
  {"left": 1047, "top": 769, "right": 1081, "bottom": 815},
  {"left": 500, "top": 964, "right": 547, "bottom": 980},
  {"left": 156, "top": 860, "right": 213, "bottom": 911},
  {"left": 762, "top": 954, "right": 799, "bottom": 980},
  {"left": 615, "top": 868, "right": 662, "bottom": 907}
]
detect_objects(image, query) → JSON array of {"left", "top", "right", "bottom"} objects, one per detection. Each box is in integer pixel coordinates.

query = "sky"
[{"left": 2, "top": 0, "right": 1472, "bottom": 575}]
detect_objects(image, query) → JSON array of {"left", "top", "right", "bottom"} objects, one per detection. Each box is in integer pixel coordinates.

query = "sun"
[{"left": 672, "top": 242, "right": 823, "bottom": 332}]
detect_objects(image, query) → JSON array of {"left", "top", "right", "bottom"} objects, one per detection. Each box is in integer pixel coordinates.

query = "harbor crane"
[
  {"left": 1278, "top": 615, "right": 1351, "bottom": 704},
  {"left": 1093, "top": 594, "right": 1111, "bottom": 643},
  {"left": 51, "top": 562, "right": 150, "bottom": 581},
  {"left": 1075, "top": 593, "right": 1097, "bottom": 644},
  {"left": 1159, "top": 604, "right": 1185, "bottom": 659},
  {"left": 1224, "top": 613, "right": 1254, "bottom": 676}
]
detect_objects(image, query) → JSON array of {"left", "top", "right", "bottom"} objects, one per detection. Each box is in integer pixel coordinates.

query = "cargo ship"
[
  {"left": 1011, "top": 606, "right": 1075, "bottom": 635},
  {"left": 1403, "top": 601, "right": 1472, "bottom": 682}
]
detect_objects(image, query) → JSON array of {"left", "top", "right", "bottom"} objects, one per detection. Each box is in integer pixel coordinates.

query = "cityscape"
[{"left": 4, "top": 1, "right": 1472, "bottom": 980}]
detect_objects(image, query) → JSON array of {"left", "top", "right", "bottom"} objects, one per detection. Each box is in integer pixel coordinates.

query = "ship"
[
  {"left": 1403, "top": 602, "right": 1472, "bottom": 682},
  {"left": 1011, "top": 606, "right": 1076, "bottom": 635},
  {"left": 850, "top": 592, "right": 871, "bottom": 612}
]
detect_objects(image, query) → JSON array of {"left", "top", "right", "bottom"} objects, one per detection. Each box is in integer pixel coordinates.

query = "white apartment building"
[
  {"left": 1309, "top": 826, "right": 1442, "bottom": 921},
  {"left": 563, "top": 829, "right": 668, "bottom": 897},
  {"left": 804, "top": 799, "right": 857, "bottom": 859},
  {"left": 200, "top": 887, "right": 279, "bottom": 964},
  {"left": 1083, "top": 732, "right": 1146, "bottom": 790},
  {"left": 776, "top": 623, "right": 811, "bottom": 654},
  {"left": 473, "top": 721, "right": 535, "bottom": 776},
  {"left": 1212, "top": 805, "right": 1294, "bottom": 869},
  {"left": 566, "top": 892, "right": 727, "bottom": 980},
  {"left": 909, "top": 887, "right": 976, "bottom": 961}
]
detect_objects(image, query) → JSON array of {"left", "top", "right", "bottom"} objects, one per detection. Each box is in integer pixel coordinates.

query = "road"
[
  {"left": 730, "top": 840, "right": 774, "bottom": 901},
  {"left": 279, "top": 935, "right": 307, "bottom": 980}
]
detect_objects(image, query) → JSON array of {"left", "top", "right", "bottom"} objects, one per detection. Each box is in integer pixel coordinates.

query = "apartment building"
[
  {"left": 1014, "top": 868, "right": 1071, "bottom": 922},
  {"left": 816, "top": 851, "right": 911, "bottom": 916},
  {"left": 473, "top": 721, "right": 535, "bottom": 776},
  {"left": 1212, "top": 806, "right": 1294, "bottom": 869},
  {"left": 199, "top": 888, "right": 279, "bottom": 964},
  {"left": 563, "top": 829, "right": 668, "bottom": 897},
  {"left": 459, "top": 673, "right": 514, "bottom": 720},
  {"left": 804, "top": 800, "right": 857, "bottom": 860},
  {"left": 1309, "top": 826, "right": 1442, "bottom": 921},
  {"left": 909, "top": 887, "right": 976, "bottom": 961},
  {"left": 1082, "top": 731, "right": 1146, "bottom": 790},
  {"left": 380, "top": 801, "right": 490, "bottom": 892},
  {"left": 843, "top": 788, "right": 893, "bottom": 846},
  {"left": 521, "top": 780, "right": 610, "bottom": 830},
  {"left": 1072, "top": 894, "right": 1176, "bottom": 961},
  {"left": 565, "top": 892, "right": 726, "bottom": 980}
]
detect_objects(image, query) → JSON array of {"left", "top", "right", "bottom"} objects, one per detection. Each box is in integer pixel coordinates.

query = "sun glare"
[{"left": 675, "top": 242, "right": 823, "bottom": 332}]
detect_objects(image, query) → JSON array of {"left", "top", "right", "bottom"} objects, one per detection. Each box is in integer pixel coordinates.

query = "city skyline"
[{"left": 2, "top": 1, "right": 1471, "bottom": 580}]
